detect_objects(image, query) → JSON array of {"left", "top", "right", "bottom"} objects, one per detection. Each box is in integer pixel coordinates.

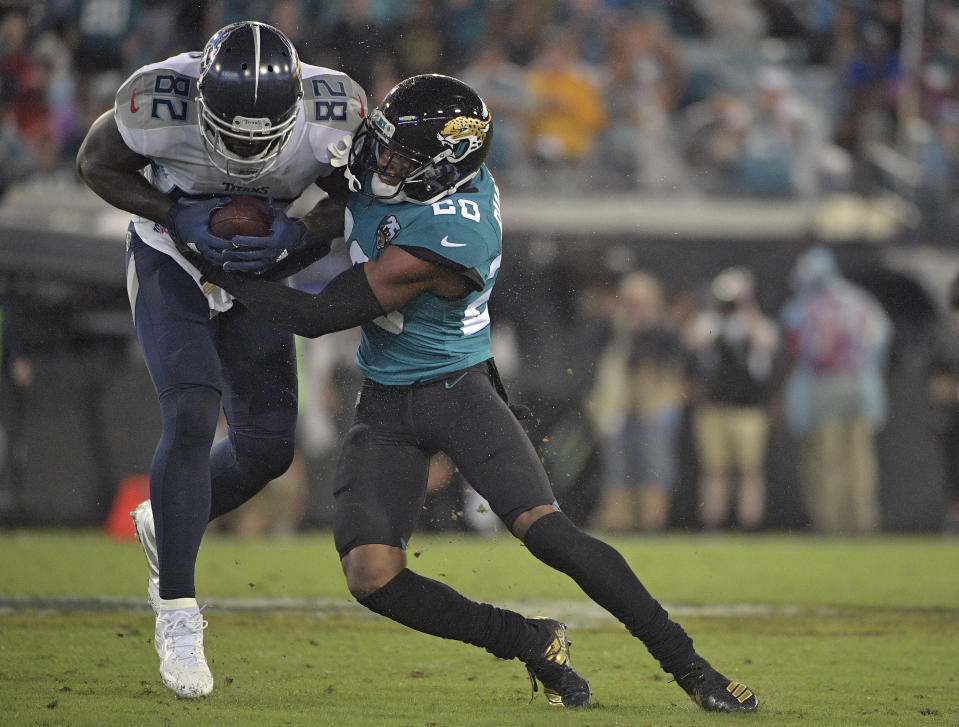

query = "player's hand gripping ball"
[
  {"left": 165, "top": 196, "right": 234, "bottom": 265},
  {"left": 219, "top": 199, "right": 309, "bottom": 274},
  {"left": 165, "top": 196, "right": 274, "bottom": 273}
]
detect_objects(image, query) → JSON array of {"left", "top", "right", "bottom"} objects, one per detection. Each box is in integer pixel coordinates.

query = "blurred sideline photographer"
[
  {"left": 931, "top": 272, "right": 959, "bottom": 534},
  {"left": 587, "top": 270, "right": 685, "bottom": 533},
  {"left": 685, "top": 266, "right": 779, "bottom": 531}
]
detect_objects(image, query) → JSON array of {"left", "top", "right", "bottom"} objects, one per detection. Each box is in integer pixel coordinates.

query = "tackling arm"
[
  {"left": 75, "top": 111, "right": 174, "bottom": 225},
  {"left": 314, "top": 169, "right": 352, "bottom": 205},
  {"left": 202, "top": 244, "right": 472, "bottom": 338},
  {"left": 255, "top": 195, "right": 346, "bottom": 279}
]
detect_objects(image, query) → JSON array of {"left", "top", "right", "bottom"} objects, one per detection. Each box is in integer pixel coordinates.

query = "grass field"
[{"left": 1, "top": 530, "right": 958, "bottom": 726}]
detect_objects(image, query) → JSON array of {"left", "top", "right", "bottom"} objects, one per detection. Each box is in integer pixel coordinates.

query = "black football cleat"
[
  {"left": 523, "top": 618, "right": 592, "bottom": 707},
  {"left": 675, "top": 656, "right": 758, "bottom": 712}
]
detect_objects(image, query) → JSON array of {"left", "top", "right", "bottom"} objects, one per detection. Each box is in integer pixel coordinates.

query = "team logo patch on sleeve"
[{"left": 375, "top": 215, "right": 402, "bottom": 249}]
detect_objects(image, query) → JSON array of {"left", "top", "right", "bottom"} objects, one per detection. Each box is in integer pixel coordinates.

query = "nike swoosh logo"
[
  {"left": 130, "top": 88, "right": 140, "bottom": 113},
  {"left": 444, "top": 371, "right": 469, "bottom": 388},
  {"left": 441, "top": 236, "right": 467, "bottom": 247}
]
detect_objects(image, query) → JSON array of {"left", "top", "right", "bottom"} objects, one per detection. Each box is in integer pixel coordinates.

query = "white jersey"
[{"left": 114, "top": 52, "right": 367, "bottom": 311}]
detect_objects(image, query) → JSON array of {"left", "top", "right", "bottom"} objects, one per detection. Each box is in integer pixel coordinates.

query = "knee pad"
[
  {"left": 158, "top": 386, "right": 221, "bottom": 447},
  {"left": 230, "top": 430, "right": 295, "bottom": 481}
]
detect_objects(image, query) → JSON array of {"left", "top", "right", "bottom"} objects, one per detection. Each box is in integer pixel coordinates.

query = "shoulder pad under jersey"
[
  {"left": 114, "top": 53, "right": 202, "bottom": 156},
  {"left": 300, "top": 64, "right": 367, "bottom": 133},
  {"left": 392, "top": 199, "right": 498, "bottom": 272}
]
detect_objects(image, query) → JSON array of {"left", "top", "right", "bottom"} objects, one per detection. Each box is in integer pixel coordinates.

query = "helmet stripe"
[{"left": 252, "top": 23, "right": 261, "bottom": 102}]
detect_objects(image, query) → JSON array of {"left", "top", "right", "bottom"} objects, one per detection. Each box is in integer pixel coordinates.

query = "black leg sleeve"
[
  {"left": 358, "top": 568, "right": 539, "bottom": 661},
  {"left": 523, "top": 511, "right": 695, "bottom": 675}
]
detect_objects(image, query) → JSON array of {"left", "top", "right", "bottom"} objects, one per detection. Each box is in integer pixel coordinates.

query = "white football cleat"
[
  {"left": 130, "top": 500, "right": 161, "bottom": 614},
  {"left": 156, "top": 600, "right": 214, "bottom": 699}
]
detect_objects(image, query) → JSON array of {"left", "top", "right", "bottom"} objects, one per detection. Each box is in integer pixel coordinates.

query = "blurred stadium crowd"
[
  {"left": 2, "top": 0, "right": 959, "bottom": 535},
  {"left": 0, "top": 0, "right": 958, "bottom": 217}
]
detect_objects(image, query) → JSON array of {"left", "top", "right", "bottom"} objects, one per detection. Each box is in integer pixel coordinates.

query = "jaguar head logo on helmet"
[
  {"left": 346, "top": 74, "right": 494, "bottom": 205},
  {"left": 437, "top": 114, "right": 490, "bottom": 162}
]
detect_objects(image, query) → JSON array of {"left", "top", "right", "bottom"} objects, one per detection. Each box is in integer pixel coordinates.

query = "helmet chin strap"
[
  {"left": 370, "top": 175, "right": 404, "bottom": 203},
  {"left": 344, "top": 165, "right": 363, "bottom": 193}
]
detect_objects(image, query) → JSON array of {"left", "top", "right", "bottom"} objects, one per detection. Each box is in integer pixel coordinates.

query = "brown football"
[{"left": 209, "top": 196, "right": 270, "bottom": 240}]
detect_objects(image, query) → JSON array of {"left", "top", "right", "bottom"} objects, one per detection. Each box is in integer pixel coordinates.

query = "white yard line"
[{"left": 0, "top": 595, "right": 820, "bottom": 622}]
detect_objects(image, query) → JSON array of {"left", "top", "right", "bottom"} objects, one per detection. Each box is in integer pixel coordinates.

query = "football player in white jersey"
[{"left": 75, "top": 21, "right": 366, "bottom": 699}]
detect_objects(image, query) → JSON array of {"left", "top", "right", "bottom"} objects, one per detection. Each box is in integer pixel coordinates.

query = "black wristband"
[{"left": 204, "top": 264, "right": 384, "bottom": 337}]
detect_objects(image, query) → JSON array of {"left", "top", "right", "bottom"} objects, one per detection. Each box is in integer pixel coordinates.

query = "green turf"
[
  {"left": 4, "top": 530, "right": 958, "bottom": 608},
  {"left": 1, "top": 530, "right": 958, "bottom": 726}
]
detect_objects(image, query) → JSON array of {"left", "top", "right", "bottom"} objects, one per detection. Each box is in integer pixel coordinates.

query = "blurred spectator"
[
  {"left": 587, "top": 271, "right": 686, "bottom": 533},
  {"left": 917, "top": 3, "right": 959, "bottom": 122},
  {"left": 0, "top": 102, "right": 34, "bottom": 196},
  {"left": 692, "top": 0, "right": 766, "bottom": 48},
  {"left": 681, "top": 65, "right": 826, "bottom": 197},
  {"left": 0, "top": 292, "right": 33, "bottom": 523},
  {"left": 0, "top": 0, "right": 955, "bottom": 203},
  {"left": 738, "top": 66, "right": 800, "bottom": 196},
  {"left": 737, "top": 65, "right": 823, "bottom": 197},
  {"left": 930, "top": 271, "right": 959, "bottom": 536},
  {"left": 836, "top": 18, "right": 900, "bottom": 153},
  {"left": 33, "top": 19, "right": 81, "bottom": 164},
  {"left": 325, "top": 0, "right": 390, "bottom": 94},
  {"left": 65, "top": 0, "right": 139, "bottom": 74},
  {"left": 495, "top": 0, "right": 553, "bottom": 67},
  {"left": 268, "top": 0, "right": 314, "bottom": 54},
  {"left": 680, "top": 81, "right": 752, "bottom": 193},
  {"left": 927, "top": 339, "right": 959, "bottom": 536},
  {"left": 907, "top": 105, "right": 959, "bottom": 224},
  {"left": 556, "top": 0, "right": 616, "bottom": 66},
  {"left": 825, "top": 3, "right": 860, "bottom": 72},
  {"left": 366, "top": 52, "right": 401, "bottom": 110},
  {"left": 459, "top": 39, "right": 532, "bottom": 183},
  {"left": 390, "top": 0, "right": 446, "bottom": 78},
  {"left": 440, "top": 0, "right": 487, "bottom": 64},
  {"left": 0, "top": 11, "right": 33, "bottom": 83},
  {"left": 524, "top": 26, "right": 607, "bottom": 185},
  {"left": 599, "top": 12, "right": 690, "bottom": 192},
  {"left": 0, "top": 12, "right": 59, "bottom": 174},
  {"left": 780, "top": 246, "right": 893, "bottom": 534},
  {"left": 684, "top": 267, "right": 779, "bottom": 531}
]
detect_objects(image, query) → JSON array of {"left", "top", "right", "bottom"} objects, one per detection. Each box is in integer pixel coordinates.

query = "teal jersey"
[{"left": 345, "top": 166, "right": 503, "bottom": 385}]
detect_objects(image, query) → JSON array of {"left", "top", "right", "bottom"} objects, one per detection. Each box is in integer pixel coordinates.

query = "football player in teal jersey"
[{"left": 200, "top": 74, "right": 758, "bottom": 712}]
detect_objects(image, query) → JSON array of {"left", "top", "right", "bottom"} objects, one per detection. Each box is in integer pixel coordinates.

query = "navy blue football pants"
[{"left": 126, "top": 229, "right": 297, "bottom": 599}]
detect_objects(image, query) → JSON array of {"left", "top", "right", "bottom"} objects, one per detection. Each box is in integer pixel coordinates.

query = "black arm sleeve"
[
  {"left": 261, "top": 197, "right": 345, "bottom": 279},
  {"left": 204, "top": 264, "right": 385, "bottom": 338},
  {"left": 314, "top": 170, "right": 351, "bottom": 204},
  {"left": 259, "top": 236, "right": 332, "bottom": 281}
]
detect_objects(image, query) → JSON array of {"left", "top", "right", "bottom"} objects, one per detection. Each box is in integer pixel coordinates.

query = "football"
[{"left": 209, "top": 196, "right": 270, "bottom": 240}]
